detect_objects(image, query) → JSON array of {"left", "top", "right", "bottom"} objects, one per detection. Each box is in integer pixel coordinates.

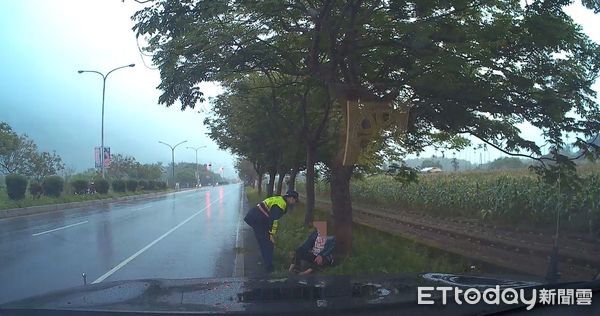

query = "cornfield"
[{"left": 310, "top": 165, "right": 600, "bottom": 234}]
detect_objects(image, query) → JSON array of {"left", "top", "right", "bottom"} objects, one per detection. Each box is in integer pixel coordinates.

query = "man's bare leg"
[{"left": 298, "top": 268, "right": 313, "bottom": 275}]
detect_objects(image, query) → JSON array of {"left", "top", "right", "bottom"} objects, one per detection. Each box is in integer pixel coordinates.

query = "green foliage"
[
  {"left": 138, "top": 180, "right": 148, "bottom": 190},
  {"left": 5, "top": 174, "right": 27, "bottom": 200},
  {"left": 133, "top": 1, "right": 599, "bottom": 160},
  {"left": 318, "top": 167, "right": 600, "bottom": 233},
  {"left": 112, "top": 180, "right": 126, "bottom": 192},
  {"left": 157, "top": 181, "right": 167, "bottom": 190},
  {"left": 235, "top": 158, "right": 258, "bottom": 185},
  {"left": 0, "top": 122, "right": 64, "bottom": 178},
  {"left": 95, "top": 179, "right": 109, "bottom": 194},
  {"left": 0, "top": 186, "right": 167, "bottom": 210},
  {"left": 245, "top": 188, "right": 466, "bottom": 276},
  {"left": 204, "top": 75, "right": 308, "bottom": 188},
  {"left": 487, "top": 157, "right": 527, "bottom": 170},
  {"left": 126, "top": 179, "right": 138, "bottom": 192},
  {"left": 107, "top": 154, "right": 163, "bottom": 180},
  {"left": 168, "top": 162, "right": 223, "bottom": 187},
  {"left": 174, "top": 165, "right": 196, "bottom": 185},
  {"left": 147, "top": 180, "right": 157, "bottom": 190},
  {"left": 70, "top": 179, "right": 88, "bottom": 195},
  {"left": 42, "top": 176, "right": 64, "bottom": 197},
  {"left": 28, "top": 181, "right": 43, "bottom": 198},
  {"left": 133, "top": 0, "right": 600, "bottom": 250},
  {"left": 28, "top": 151, "right": 64, "bottom": 181}
]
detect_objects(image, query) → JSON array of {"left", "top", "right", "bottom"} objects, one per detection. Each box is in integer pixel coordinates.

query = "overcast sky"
[
  {"left": 0, "top": 0, "right": 233, "bottom": 177},
  {"left": 0, "top": 1, "right": 598, "bottom": 174}
]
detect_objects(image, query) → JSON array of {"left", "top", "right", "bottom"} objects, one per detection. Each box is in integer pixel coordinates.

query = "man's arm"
[
  {"left": 300, "top": 230, "right": 318, "bottom": 251},
  {"left": 269, "top": 219, "right": 279, "bottom": 237},
  {"left": 268, "top": 205, "right": 285, "bottom": 237}
]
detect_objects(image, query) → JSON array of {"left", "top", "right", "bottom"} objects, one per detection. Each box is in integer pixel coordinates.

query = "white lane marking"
[
  {"left": 132, "top": 205, "right": 153, "bottom": 212},
  {"left": 32, "top": 221, "right": 88, "bottom": 236},
  {"left": 92, "top": 193, "right": 226, "bottom": 284}
]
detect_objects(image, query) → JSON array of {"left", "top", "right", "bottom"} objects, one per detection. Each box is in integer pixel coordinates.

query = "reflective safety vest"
[{"left": 257, "top": 196, "right": 287, "bottom": 236}]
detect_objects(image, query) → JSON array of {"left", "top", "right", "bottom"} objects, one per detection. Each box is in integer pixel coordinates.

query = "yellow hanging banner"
[{"left": 342, "top": 100, "right": 409, "bottom": 166}]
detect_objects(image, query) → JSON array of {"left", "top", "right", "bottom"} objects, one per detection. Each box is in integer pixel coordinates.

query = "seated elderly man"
[{"left": 289, "top": 221, "right": 335, "bottom": 275}]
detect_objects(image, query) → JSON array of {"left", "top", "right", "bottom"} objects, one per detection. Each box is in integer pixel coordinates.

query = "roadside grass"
[
  {"left": 245, "top": 188, "right": 468, "bottom": 278},
  {"left": 0, "top": 188, "right": 171, "bottom": 211}
]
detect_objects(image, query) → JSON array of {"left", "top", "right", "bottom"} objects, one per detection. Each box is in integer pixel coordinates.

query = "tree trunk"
[
  {"left": 288, "top": 166, "right": 299, "bottom": 191},
  {"left": 304, "top": 142, "right": 317, "bottom": 226},
  {"left": 256, "top": 173, "right": 263, "bottom": 197},
  {"left": 276, "top": 170, "right": 285, "bottom": 195},
  {"left": 267, "top": 170, "right": 276, "bottom": 197},
  {"left": 330, "top": 160, "right": 354, "bottom": 257}
]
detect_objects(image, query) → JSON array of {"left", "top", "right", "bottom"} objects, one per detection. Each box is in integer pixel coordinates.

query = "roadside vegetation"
[
  {"left": 302, "top": 163, "right": 600, "bottom": 235},
  {"left": 0, "top": 179, "right": 169, "bottom": 211},
  {"left": 139, "top": 0, "right": 600, "bottom": 257},
  {"left": 246, "top": 188, "right": 470, "bottom": 277},
  {"left": 1, "top": 121, "right": 227, "bottom": 211}
]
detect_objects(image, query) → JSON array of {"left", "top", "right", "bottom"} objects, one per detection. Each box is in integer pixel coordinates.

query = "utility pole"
[
  {"left": 159, "top": 140, "right": 188, "bottom": 189},
  {"left": 186, "top": 146, "right": 206, "bottom": 187},
  {"left": 78, "top": 64, "right": 135, "bottom": 178}
]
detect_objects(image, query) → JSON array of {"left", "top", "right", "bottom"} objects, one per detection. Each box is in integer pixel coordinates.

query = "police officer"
[{"left": 244, "top": 190, "right": 299, "bottom": 273}]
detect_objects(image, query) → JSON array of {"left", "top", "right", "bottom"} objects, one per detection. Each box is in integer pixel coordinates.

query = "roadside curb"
[{"left": 0, "top": 188, "right": 198, "bottom": 220}]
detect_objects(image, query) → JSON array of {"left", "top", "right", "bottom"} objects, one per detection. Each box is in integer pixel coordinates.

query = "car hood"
[{"left": 0, "top": 273, "right": 569, "bottom": 315}]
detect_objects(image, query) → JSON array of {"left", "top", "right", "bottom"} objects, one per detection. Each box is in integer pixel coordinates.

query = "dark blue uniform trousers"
[{"left": 244, "top": 206, "right": 274, "bottom": 272}]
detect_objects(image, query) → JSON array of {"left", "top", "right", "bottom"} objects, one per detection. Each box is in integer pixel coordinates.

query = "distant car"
[{"left": 420, "top": 167, "right": 443, "bottom": 174}]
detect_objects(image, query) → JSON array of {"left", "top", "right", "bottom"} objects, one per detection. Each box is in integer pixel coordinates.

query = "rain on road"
[{"left": 0, "top": 184, "right": 243, "bottom": 304}]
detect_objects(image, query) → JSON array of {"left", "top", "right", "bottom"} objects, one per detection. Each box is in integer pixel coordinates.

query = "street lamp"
[
  {"left": 159, "top": 140, "right": 188, "bottom": 189},
  {"left": 186, "top": 145, "right": 207, "bottom": 187},
  {"left": 78, "top": 63, "right": 135, "bottom": 178}
]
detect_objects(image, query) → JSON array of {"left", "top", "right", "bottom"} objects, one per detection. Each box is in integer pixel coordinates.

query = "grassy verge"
[
  {"left": 245, "top": 188, "right": 469, "bottom": 277},
  {"left": 0, "top": 189, "right": 172, "bottom": 211}
]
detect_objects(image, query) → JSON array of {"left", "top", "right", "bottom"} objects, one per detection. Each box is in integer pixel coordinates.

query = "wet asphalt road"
[{"left": 0, "top": 184, "right": 243, "bottom": 304}]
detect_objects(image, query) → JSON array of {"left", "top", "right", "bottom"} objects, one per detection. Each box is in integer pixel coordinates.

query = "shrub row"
[{"left": 4, "top": 174, "right": 167, "bottom": 200}]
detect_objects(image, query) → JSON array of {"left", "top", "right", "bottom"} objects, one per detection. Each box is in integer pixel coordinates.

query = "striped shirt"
[{"left": 311, "top": 235, "right": 326, "bottom": 256}]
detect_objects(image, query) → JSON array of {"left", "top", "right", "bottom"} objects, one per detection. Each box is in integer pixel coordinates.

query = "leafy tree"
[
  {"left": 126, "top": 180, "right": 139, "bottom": 192},
  {"left": 42, "top": 176, "right": 64, "bottom": 197},
  {"left": 204, "top": 75, "right": 307, "bottom": 196},
  {"left": 138, "top": 180, "right": 148, "bottom": 190},
  {"left": 167, "top": 162, "right": 222, "bottom": 187},
  {"left": 112, "top": 180, "right": 126, "bottom": 192},
  {"left": 235, "top": 158, "right": 258, "bottom": 186},
  {"left": 95, "top": 179, "right": 109, "bottom": 194},
  {"left": 0, "top": 123, "right": 36, "bottom": 175},
  {"left": 29, "top": 181, "right": 43, "bottom": 198},
  {"left": 106, "top": 154, "right": 139, "bottom": 180},
  {"left": 134, "top": 162, "right": 164, "bottom": 181},
  {"left": 451, "top": 157, "right": 459, "bottom": 171},
  {"left": 71, "top": 180, "right": 89, "bottom": 195},
  {"left": 5, "top": 174, "right": 27, "bottom": 200},
  {"left": 420, "top": 159, "right": 443, "bottom": 169},
  {"left": 133, "top": 0, "right": 600, "bottom": 255},
  {"left": 146, "top": 180, "right": 157, "bottom": 190},
  {"left": 487, "top": 157, "right": 527, "bottom": 170},
  {"left": 28, "top": 151, "right": 64, "bottom": 181},
  {"left": 0, "top": 122, "right": 64, "bottom": 178}
]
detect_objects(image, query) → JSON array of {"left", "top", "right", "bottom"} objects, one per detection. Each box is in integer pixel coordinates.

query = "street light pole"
[
  {"left": 186, "top": 146, "right": 206, "bottom": 187},
  {"left": 159, "top": 140, "right": 188, "bottom": 189},
  {"left": 78, "top": 64, "right": 135, "bottom": 179}
]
